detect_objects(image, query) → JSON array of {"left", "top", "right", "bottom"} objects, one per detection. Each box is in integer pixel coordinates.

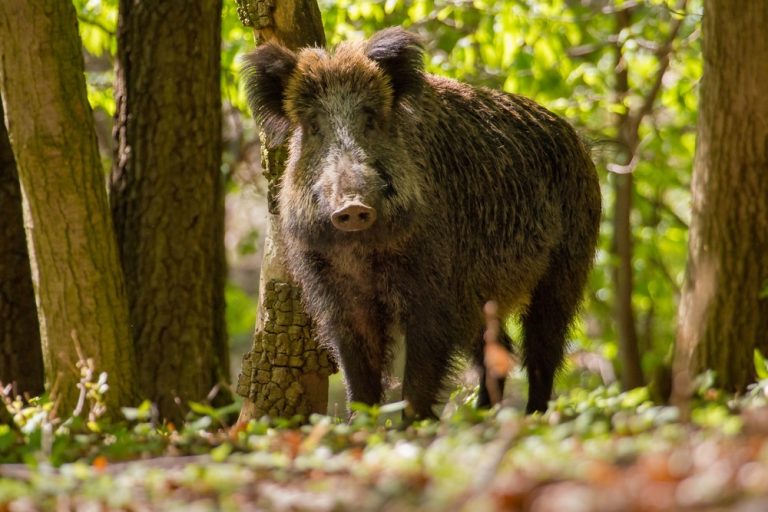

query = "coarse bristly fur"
[{"left": 242, "top": 27, "right": 601, "bottom": 419}]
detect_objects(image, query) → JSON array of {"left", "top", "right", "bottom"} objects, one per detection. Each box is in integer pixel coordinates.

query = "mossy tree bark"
[
  {"left": 111, "top": 0, "right": 229, "bottom": 421},
  {"left": 0, "top": 0, "right": 138, "bottom": 413},
  {"left": 0, "top": 102, "right": 43, "bottom": 396},
  {"left": 674, "top": 1, "right": 768, "bottom": 395},
  {"left": 235, "top": 0, "right": 335, "bottom": 421}
]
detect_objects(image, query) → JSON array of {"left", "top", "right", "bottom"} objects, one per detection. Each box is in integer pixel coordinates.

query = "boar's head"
[{"left": 243, "top": 27, "right": 429, "bottom": 250}]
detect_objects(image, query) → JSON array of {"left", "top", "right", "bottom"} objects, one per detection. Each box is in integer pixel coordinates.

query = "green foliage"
[
  {"left": 222, "top": 2, "right": 252, "bottom": 112},
  {"left": 74, "top": 0, "right": 117, "bottom": 56},
  {"left": 3, "top": 377, "right": 768, "bottom": 509},
  {"left": 0, "top": 371, "right": 240, "bottom": 466},
  {"left": 754, "top": 350, "right": 768, "bottom": 381},
  {"left": 74, "top": 0, "right": 117, "bottom": 116},
  {"left": 73, "top": 0, "right": 251, "bottom": 114},
  {"left": 225, "top": 282, "right": 258, "bottom": 348}
]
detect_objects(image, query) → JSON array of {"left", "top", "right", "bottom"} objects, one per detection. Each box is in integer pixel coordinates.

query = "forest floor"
[{"left": 3, "top": 380, "right": 768, "bottom": 511}]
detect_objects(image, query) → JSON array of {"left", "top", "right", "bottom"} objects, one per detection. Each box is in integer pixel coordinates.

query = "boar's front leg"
[
  {"left": 316, "top": 301, "right": 393, "bottom": 410},
  {"left": 402, "top": 307, "right": 470, "bottom": 420},
  {"left": 295, "top": 254, "right": 392, "bottom": 411},
  {"left": 337, "top": 328, "right": 384, "bottom": 407}
]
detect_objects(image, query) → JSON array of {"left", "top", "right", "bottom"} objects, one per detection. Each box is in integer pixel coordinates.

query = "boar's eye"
[
  {"left": 374, "top": 160, "right": 396, "bottom": 197},
  {"left": 363, "top": 107, "right": 377, "bottom": 133},
  {"left": 306, "top": 117, "right": 321, "bottom": 137}
]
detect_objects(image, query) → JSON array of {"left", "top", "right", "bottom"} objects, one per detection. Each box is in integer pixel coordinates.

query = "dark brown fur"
[{"left": 243, "top": 28, "right": 601, "bottom": 418}]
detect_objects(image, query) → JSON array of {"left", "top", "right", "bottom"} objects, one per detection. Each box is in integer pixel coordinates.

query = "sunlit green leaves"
[
  {"left": 225, "top": 282, "right": 257, "bottom": 345},
  {"left": 74, "top": 0, "right": 117, "bottom": 118},
  {"left": 222, "top": 1, "right": 251, "bottom": 111},
  {"left": 73, "top": 0, "right": 117, "bottom": 57},
  {"left": 5, "top": 374, "right": 768, "bottom": 509}
]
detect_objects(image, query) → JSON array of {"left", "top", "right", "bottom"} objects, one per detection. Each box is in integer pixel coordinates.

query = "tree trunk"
[
  {"left": 609, "top": 1, "right": 687, "bottom": 391},
  {"left": 235, "top": 0, "right": 335, "bottom": 421},
  {"left": 0, "top": 102, "right": 44, "bottom": 397},
  {"left": 0, "top": 0, "right": 138, "bottom": 414},
  {"left": 111, "top": 0, "right": 229, "bottom": 421},
  {"left": 675, "top": 1, "right": 768, "bottom": 393},
  {"left": 611, "top": 6, "right": 645, "bottom": 390}
]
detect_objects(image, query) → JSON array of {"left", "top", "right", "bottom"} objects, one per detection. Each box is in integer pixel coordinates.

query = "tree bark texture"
[
  {"left": 112, "top": 0, "right": 229, "bottom": 420},
  {"left": 0, "top": 0, "right": 138, "bottom": 413},
  {"left": 0, "top": 102, "right": 44, "bottom": 396},
  {"left": 236, "top": 0, "right": 334, "bottom": 421},
  {"left": 235, "top": 0, "right": 325, "bottom": 48},
  {"left": 675, "top": 1, "right": 768, "bottom": 392}
]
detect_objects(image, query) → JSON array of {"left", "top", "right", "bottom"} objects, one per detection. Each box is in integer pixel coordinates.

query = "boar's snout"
[{"left": 331, "top": 201, "right": 377, "bottom": 232}]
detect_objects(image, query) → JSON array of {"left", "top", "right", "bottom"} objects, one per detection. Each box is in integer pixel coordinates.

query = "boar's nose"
[{"left": 331, "top": 201, "right": 377, "bottom": 232}]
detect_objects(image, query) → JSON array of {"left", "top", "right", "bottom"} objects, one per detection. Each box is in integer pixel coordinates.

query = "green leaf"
[
  {"left": 754, "top": 349, "right": 768, "bottom": 380},
  {"left": 121, "top": 400, "right": 153, "bottom": 422},
  {"left": 188, "top": 401, "right": 218, "bottom": 418},
  {"left": 211, "top": 442, "right": 232, "bottom": 462}
]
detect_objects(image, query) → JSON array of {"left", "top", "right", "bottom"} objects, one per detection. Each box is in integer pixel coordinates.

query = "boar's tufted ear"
[
  {"left": 242, "top": 43, "right": 298, "bottom": 147},
  {"left": 366, "top": 27, "right": 424, "bottom": 101}
]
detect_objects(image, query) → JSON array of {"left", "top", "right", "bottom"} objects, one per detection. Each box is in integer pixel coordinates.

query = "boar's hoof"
[{"left": 331, "top": 201, "right": 377, "bottom": 232}]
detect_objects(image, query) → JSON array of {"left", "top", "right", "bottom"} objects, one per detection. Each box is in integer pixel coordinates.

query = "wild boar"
[{"left": 243, "top": 27, "right": 601, "bottom": 418}]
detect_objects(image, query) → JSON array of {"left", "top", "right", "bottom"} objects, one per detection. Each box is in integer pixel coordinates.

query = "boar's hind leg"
[
  {"left": 522, "top": 248, "right": 588, "bottom": 414},
  {"left": 475, "top": 330, "right": 513, "bottom": 409}
]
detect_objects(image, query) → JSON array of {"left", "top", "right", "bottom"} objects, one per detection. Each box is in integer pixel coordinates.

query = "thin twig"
[{"left": 627, "top": 0, "right": 689, "bottom": 142}]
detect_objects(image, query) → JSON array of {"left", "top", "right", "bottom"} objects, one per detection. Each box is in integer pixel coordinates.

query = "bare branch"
[{"left": 628, "top": 0, "right": 689, "bottom": 138}]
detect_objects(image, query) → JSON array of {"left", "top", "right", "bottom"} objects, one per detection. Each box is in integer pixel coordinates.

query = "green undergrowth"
[{"left": 3, "top": 376, "right": 768, "bottom": 510}]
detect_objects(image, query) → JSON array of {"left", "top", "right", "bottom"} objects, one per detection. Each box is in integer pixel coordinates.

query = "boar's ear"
[
  {"left": 242, "top": 43, "right": 297, "bottom": 147},
  {"left": 366, "top": 27, "right": 424, "bottom": 101}
]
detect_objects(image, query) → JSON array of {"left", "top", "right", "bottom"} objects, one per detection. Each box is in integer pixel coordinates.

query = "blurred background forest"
[{"left": 75, "top": 0, "right": 700, "bottom": 399}]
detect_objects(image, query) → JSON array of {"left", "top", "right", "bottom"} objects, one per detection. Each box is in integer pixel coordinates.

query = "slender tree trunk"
[
  {"left": 0, "top": 102, "right": 43, "bottom": 396},
  {"left": 112, "top": 0, "right": 229, "bottom": 421},
  {"left": 0, "top": 0, "right": 138, "bottom": 414},
  {"left": 609, "top": 1, "right": 687, "bottom": 390},
  {"left": 674, "top": 1, "right": 768, "bottom": 395},
  {"left": 611, "top": 6, "right": 644, "bottom": 390},
  {"left": 236, "top": 0, "right": 335, "bottom": 421}
]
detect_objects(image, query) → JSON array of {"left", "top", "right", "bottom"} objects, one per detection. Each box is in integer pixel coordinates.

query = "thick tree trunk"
[
  {"left": 0, "top": 0, "right": 138, "bottom": 413},
  {"left": 236, "top": 0, "right": 335, "bottom": 421},
  {"left": 0, "top": 103, "right": 43, "bottom": 396},
  {"left": 675, "top": 1, "right": 768, "bottom": 394},
  {"left": 112, "top": 0, "right": 229, "bottom": 421}
]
